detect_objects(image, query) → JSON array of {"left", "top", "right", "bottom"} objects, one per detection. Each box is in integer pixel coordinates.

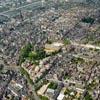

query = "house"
[
  {"left": 57, "top": 93, "right": 66, "bottom": 100},
  {"left": 37, "top": 83, "right": 49, "bottom": 95},
  {"left": 46, "top": 88, "right": 55, "bottom": 99}
]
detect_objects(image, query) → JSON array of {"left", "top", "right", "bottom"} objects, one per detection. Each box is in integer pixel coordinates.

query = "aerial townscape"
[{"left": 0, "top": 0, "right": 100, "bottom": 100}]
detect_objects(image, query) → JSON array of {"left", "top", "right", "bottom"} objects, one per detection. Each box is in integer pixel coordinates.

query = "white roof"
[
  {"left": 26, "top": 0, "right": 32, "bottom": 3},
  {"left": 57, "top": 93, "right": 65, "bottom": 100},
  {"left": 15, "top": 83, "right": 23, "bottom": 89},
  {"left": 76, "top": 88, "right": 85, "bottom": 92},
  {"left": 52, "top": 42, "right": 64, "bottom": 47},
  {"left": 65, "top": 0, "right": 69, "bottom": 2},
  {"left": 47, "top": 88, "right": 55, "bottom": 93}
]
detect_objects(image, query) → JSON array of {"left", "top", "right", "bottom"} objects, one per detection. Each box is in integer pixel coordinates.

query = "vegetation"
[
  {"left": 28, "top": 48, "right": 47, "bottom": 61},
  {"left": 20, "top": 67, "right": 33, "bottom": 85},
  {"left": 39, "top": 95, "right": 49, "bottom": 100},
  {"left": 48, "top": 82, "right": 58, "bottom": 89},
  {"left": 19, "top": 42, "right": 47, "bottom": 65},
  {"left": 94, "top": 40, "right": 100, "bottom": 46},
  {"left": 19, "top": 43, "right": 32, "bottom": 64},
  {"left": 32, "top": 60, "right": 39, "bottom": 65},
  {"left": 64, "top": 88, "right": 71, "bottom": 95},
  {"left": 94, "top": 48, "right": 100, "bottom": 52},
  {"left": 35, "top": 83, "right": 43, "bottom": 91},
  {"left": 63, "top": 74, "right": 70, "bottom": 80},
  {"left": 46, "top": 39, "right": 52, "bottom": 44},
  {"left": 51, "top": 49, "right": 61, "bottom": 56},
  {"left": 86, "top": 80, "right": 97, "bottom": 91},
  {"left": 86, "top": 34, "right": 94, "bottom": 42},
  {"left": 28, "top": 51, "right": 38, "bottom": 61},
  {"left": 35, "top": 79, "right": 48, "bottom": 91},
  {"left": 63, "top": 38, "right": 71, "bottom": 45},
  {"left": 36, "top": 49, "right": 47, "bottom": 60},
  {"left": 71, "top": 57, "right": 84, "bottom": 64},
  {"left": 35, "top": 70, "right": 49, "bottom": 84},
  {"left": 81, "top": 17, "right": 95, "bottom": 24},
  {"left": 84, "top": 92, "right": 93, "bottom": 100},
  {"left": 0, "top": 64, "right": 4, "bottom": 71}
]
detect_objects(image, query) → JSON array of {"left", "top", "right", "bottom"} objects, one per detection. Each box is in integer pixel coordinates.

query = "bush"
[{"left": 48, "top": 82, "right": 58, "bottom": 89}]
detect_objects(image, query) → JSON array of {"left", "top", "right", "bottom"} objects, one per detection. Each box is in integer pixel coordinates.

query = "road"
[
  {"left": 72, "top": 54, "right": 100, "bottom": 62},
  {"left": 70, "top": 41, "right": 100, "bottom": 62},
  {"left": 0, "top": 1, "right": 43, "bottom": 15},
  {"left": 72, "top": 42, "right": 100, "bottom": 50},
  {"left": 0, "top": 0, "right": 54, "bottom": 18}
]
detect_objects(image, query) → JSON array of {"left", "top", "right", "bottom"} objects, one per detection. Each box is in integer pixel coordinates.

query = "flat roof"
[{"left": 57, "top": 93, "right": 65, "bottom": 100}]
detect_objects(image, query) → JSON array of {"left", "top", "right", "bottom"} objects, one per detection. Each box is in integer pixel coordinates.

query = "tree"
[
  {"left": 63, "top": 38, "right": 71, "bottom": 45},
  {"left": 81, "top": 17, "right": 95, "bottom": 24},
  {"left": 0, "top": 64, "right": 4, "bottom": 71},
  {"left": 28, "top": 48, "right": 46, "bottom": 61},
  {"left": 28, "top": 51, "right": 37, "bottom": 61},
  {"left": 48, "top": 82, "right": 58, "bottom": 89},
  {"left": 84, "top": 92, "right": 93, "bottom": 100},
  {"left": 19, "top": 43, "right": 32, "bottom": 64}
]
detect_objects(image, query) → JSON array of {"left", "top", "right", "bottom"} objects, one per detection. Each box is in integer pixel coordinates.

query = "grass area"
[
  {"left": 39, "top": 95, "right": 49, "bottom": 100},
  {"left": 48, "top": 82, "right": 58, "bottom": 90}
]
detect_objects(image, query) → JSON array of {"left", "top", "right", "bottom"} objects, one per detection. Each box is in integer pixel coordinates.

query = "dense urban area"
[{"left": 0, "top": 0, "right": 100, "bottom": 100}]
